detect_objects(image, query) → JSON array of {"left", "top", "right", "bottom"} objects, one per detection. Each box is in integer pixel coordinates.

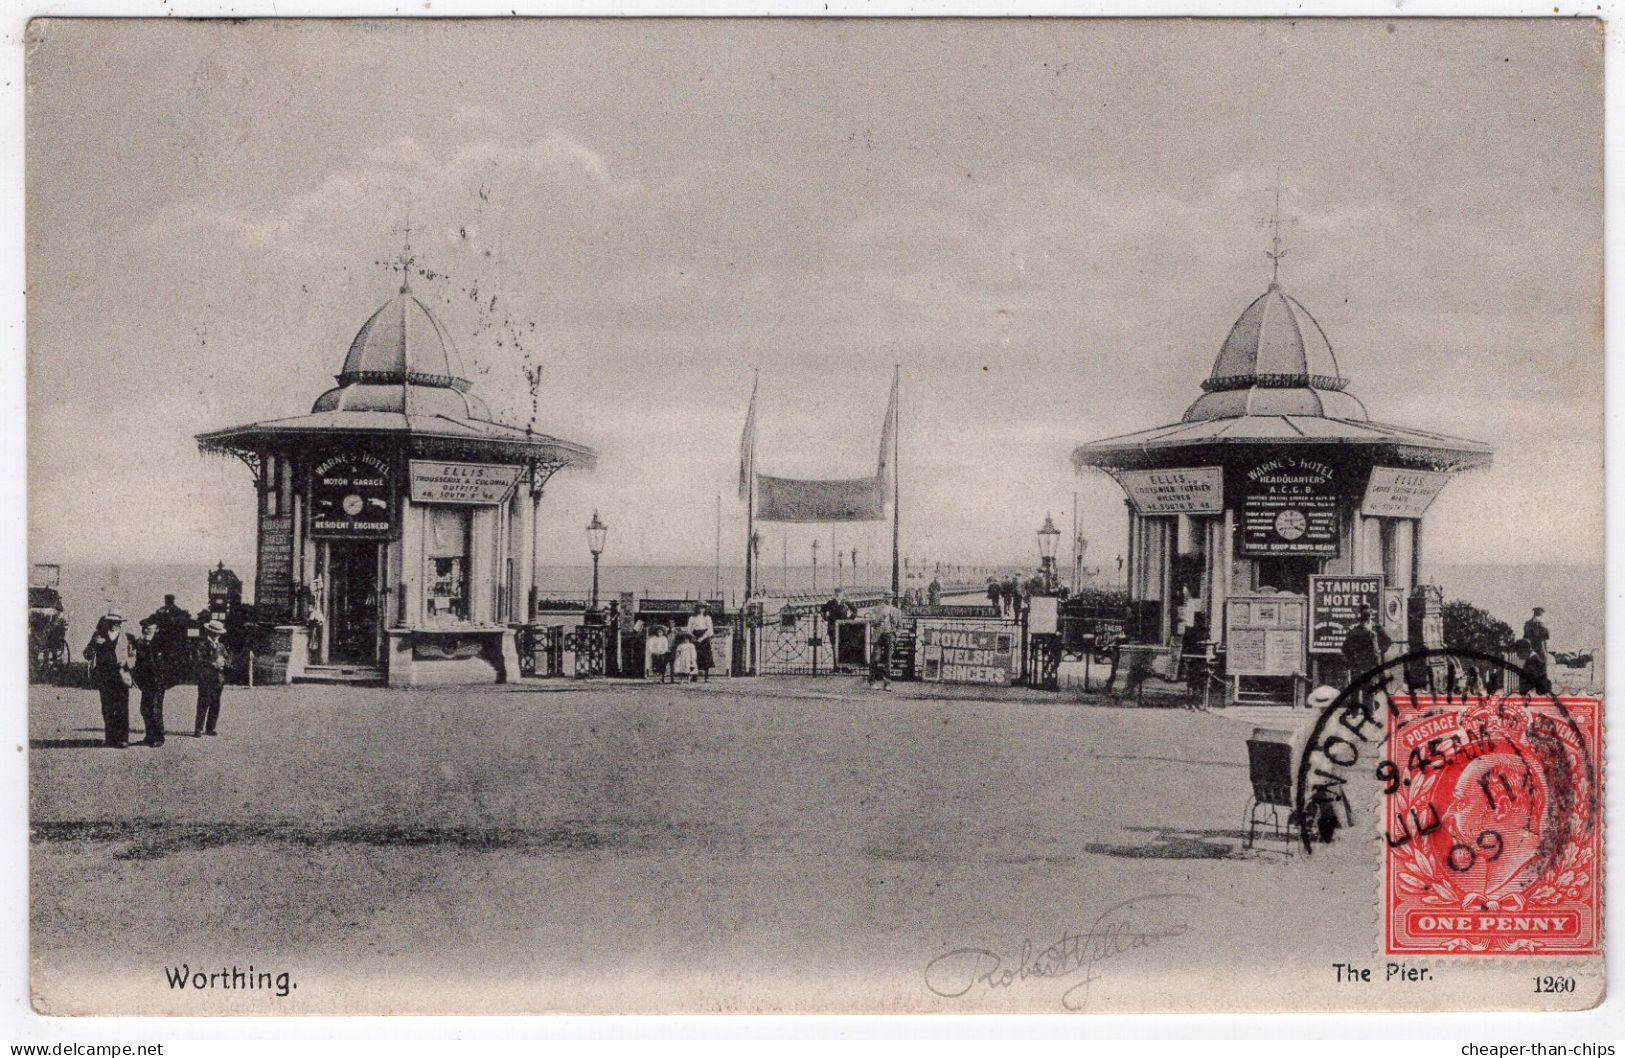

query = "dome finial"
[
  {"left": 396, "top": 207, "right": 416, "bottom": 294},
  {"left": 1264, "top": 173, "right": 1287, "bottom": 289}
]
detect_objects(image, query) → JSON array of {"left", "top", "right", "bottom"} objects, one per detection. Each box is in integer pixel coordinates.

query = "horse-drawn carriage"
[{"left": 28, "top": 564, "right": 69, "bottom": 684}]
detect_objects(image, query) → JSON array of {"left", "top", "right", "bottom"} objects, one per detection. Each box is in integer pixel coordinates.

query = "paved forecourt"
[{"left": 30, "top": 677, "right": 1380, "bottom": 1014}]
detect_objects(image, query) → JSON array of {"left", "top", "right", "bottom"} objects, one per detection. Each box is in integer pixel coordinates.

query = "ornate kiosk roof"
[
  {"left": 1072, "top": 281, "right": 1491, "bottom": 474},
  {"left": 196, "top": 279, "right": 596, "bottom": 469}
]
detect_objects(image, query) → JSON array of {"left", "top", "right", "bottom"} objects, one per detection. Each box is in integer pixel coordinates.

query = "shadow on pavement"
[{"left": 1085, "top": 826, "right": 1251, "bottom": 861}]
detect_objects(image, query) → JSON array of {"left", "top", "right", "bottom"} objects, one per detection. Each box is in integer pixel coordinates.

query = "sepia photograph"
[{"left": 22, "top": 15, "right": 1606, "bottom": 1016}]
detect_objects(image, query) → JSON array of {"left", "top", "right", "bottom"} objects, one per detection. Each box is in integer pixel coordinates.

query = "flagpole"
[
  {"left": 743, "top": 369, "right": 758, "bottom": 603},
  {"left": 890, "top": 364, "right": 901, "bottom": 600}
]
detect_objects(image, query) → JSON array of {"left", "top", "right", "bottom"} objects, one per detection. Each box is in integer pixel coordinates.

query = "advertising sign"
[
  {"left": 915, "top": 622, "right": 1016, "bottom": 685},
  {"left": 1225, "top": 594, "right": 1307, "bottom": 676},
  {"left": 1362, "top": 466, "right": 1450, "bottom": 518},
  {"left": 1115, "top": 467, "right": 1224, "bottom": 515},
  {"left": 1240, "top": 456, "right": 1339, "bottom": 557},
  {"left": 1308, "top": 574, "right": 1384, "bottom": 654},
  {"left": 409, "top": 461, "right": 522, "bottom": 505},
  {"left": 311, "top": 452, "right": 393, "bottom": 538}
]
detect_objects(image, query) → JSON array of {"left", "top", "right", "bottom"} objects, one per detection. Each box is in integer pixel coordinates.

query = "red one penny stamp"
[{"left": 1384, "top": 694, "right": 1601, "bottom": 955}]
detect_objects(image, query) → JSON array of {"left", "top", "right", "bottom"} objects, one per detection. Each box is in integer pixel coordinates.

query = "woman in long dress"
[
  {"left": 671, "top": 626, "right": 698, "bottom": 681},
  {"left": 687, "top": 603, "right": 715, "bottom": 682}
]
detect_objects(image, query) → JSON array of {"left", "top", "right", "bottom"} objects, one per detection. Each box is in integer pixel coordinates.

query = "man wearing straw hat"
[
  {"left": 82, "top": 613, "right": 134, "bottom": 748},
  {"left": 194, "top": 618, "right": 229, "bottom": 738}
]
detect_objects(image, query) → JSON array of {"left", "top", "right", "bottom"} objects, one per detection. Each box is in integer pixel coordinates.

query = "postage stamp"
[{"left": 1383, "top": 693, "right": 1602, "bottom": 956}]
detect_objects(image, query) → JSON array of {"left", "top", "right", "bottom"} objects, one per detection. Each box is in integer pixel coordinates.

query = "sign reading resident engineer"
[
  {"left": 915, "top": 622, "right": 1016, "bottom": 685},
  {"left": 1115, "top": 467, "right": 1223, "bottom": 515},
  {"left": 1362, "top": 466, "right": 1449, "bottom": 518},
  {"left": 311, "top": 452, "right": 393, "bottom": 538},
  {"left": 409, "top": 461, "right": 522, "bottom": 505}
]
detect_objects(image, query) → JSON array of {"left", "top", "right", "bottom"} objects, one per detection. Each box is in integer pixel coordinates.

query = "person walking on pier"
[
  {"left": 133, "top": 618, "right": 167, "bottom": 747},
  {"left": 194, "top": 619, "right": 229, "bottom": 737},
  {"left": 83, "top": 614, "right": 134, "bottom": 748},
  {"left": 867, "top": 595, "right": 905, "bottom": 690}
]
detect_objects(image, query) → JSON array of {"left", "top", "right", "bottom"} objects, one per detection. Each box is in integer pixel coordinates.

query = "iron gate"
[{"left": 757, "top": 610, "right": 835, "bottom": 675}]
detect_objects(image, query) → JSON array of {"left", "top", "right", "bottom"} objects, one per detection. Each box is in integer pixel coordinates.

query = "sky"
[{"left": 26, "top": 17, "right": 1604, "bottom": 576}]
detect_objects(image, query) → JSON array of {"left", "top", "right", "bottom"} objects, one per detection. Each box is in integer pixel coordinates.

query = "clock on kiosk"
[{"left": 1272, "top": 508, "right": 1308, "bottom": 541}]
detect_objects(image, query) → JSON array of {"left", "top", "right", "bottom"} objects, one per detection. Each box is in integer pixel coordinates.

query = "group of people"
[
  {"left": 1340, "top": 603, "right": 1557, "bottom": 697},
  {"left": 82, "top": 594, "right": 231, "bottom": 748},
  {"left": 644, "top": 602, "right": 716, "bottom": 683},
  {"left": 984, "top": 576, "right": 1030, "bottom": 618}
]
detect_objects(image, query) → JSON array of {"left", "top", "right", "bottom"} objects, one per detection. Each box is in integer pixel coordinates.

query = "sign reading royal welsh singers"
[
  {"left": 1115, "top": 467, "right": 1223, "bottom": 515},
  {"left": 409, "top": 461, "right": 522, "bottom": 505},
  {"left": 311, "top": 453, "right": 394, "bottom": 538},
  {"left": 915, "top": 622, "right": 1016, "bottom": 685},
  {"left": 1240, "top": 456, "right": 1339, "bottom": 557}
]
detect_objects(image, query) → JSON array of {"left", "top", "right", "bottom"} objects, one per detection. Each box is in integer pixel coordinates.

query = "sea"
[{"left": 33, "top": 559, "right": 1605, "bottom": 681}]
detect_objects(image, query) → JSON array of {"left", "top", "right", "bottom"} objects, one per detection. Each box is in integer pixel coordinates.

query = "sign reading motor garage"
[
  {"left": 311, "top": 452, "right": 393, "bottom": 538},
  {"left": 1240, "top": 456, "right": 1339, "bottom": 557}
]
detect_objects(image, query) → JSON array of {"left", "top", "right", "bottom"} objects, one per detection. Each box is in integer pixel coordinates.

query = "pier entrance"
[{"left": 326, "top": 539, "right": 381, "bottom": 665}]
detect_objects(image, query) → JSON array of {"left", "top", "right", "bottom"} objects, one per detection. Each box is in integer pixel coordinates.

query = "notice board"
[{"left": 1225, "top": 594, "right": 1307, "bottom": 677}]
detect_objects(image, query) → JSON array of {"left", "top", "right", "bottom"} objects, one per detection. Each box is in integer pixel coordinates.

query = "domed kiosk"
[
  {"left": 197, "top": 270, "right": 596, "bottom": 687},
  {"left": 1072, "top": 278, "right": 1491, "bottom": 706}
]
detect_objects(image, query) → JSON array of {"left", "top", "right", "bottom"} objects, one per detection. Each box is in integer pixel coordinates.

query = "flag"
[
  {"left": 755, "top": 474, "right": 885, "bottom": 523},
  {"left": 738, "top": 373, "right": 757, "bottom": 501},
  {"left": 876, "top": 367, "right": 898, "bottom": 496}
]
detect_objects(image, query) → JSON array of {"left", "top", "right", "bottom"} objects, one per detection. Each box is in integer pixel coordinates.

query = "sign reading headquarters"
[
  {"left": 311, "top": 453, "right": 393, "bottom": 538},
  {"left": 1241, "top": 456, "right": 1338, "bottom": 557}
]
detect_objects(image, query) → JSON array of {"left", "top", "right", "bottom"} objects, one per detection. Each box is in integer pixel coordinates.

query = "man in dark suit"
[
  {"left": 82, "top": 613, "right": 133, "bottom": 748},
  {"left": 820, "top": 588, "right": 855, "bottom": 648},
  {"left": 1341, "top": 605, "right": 1391, "bottom": 694},
  {"left": 194, "top": 619, "right": 229, "bottom": 737},
  {"left": 133, "top": 618, "right": 167, "bottom": 747}
]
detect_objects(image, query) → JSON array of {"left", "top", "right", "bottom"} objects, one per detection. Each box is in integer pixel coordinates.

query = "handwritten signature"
[{"left": 923, "top": 894, "right": 1197, "bottom": 1011}]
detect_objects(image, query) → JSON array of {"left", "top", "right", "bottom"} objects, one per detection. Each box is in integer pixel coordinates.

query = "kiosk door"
[{"left": 327, "top": 540, "right": 381, "bottom": 664}]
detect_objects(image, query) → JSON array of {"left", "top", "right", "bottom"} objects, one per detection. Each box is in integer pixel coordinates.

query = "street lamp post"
[
  {"left": 1037, "top": 513, "right": 1061, "bottom": 592},
  {"left": 811, "top": 537, "right": 820, "bottom": 594},
  {"left": 586, "top": 510, "right": 608, "bottom": 609}
]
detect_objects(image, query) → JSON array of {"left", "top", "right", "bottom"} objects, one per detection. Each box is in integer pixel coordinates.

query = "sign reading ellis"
[
  {"left": 1362, "top": 467, "right": 1449, "bottom": 518},
  {"left": 311, "top": 453, "right": 393, "bottom": 538},
  {"left": 1115, "top": 467, "right": 1224, "bottom": 515},
  {"left": 1308, "top": 574, "right": 1384, "bottom": 655},
  {"left": 1241, "top": 457, "right": 1339, "bottom": 557},
  {"left": 409, "top": 461, "right": 522, "bottom": 505}
]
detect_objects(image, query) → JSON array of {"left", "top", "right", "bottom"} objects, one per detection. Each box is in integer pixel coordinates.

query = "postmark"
[{"left": 1293, "top": 649, "right": 1601, "bottom": 957}]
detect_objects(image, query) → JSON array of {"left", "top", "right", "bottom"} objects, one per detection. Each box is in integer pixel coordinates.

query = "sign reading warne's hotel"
[{"left": 409, "top": 460, "right": 523, "bottom": 505}]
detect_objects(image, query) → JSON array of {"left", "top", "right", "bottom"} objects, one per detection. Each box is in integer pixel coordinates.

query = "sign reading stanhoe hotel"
[
  {"left": 409, "top": 461, "right": 522, "bottom": 505},
  {"left": 1114, "top": 466, "right": 1223, "bottom": 515}
]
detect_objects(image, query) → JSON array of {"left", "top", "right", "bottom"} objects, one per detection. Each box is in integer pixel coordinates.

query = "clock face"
[
  {"left": 342, "top": 493, "right": 365, "bottom": 516},
  {"left": 1273, "top": 509, "right": 1308, "bottom": 541}
]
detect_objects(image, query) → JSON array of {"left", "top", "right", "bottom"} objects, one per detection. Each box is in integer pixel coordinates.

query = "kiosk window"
[{"left": 426, "top": 507, "right": 471, "bottom": 622}]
